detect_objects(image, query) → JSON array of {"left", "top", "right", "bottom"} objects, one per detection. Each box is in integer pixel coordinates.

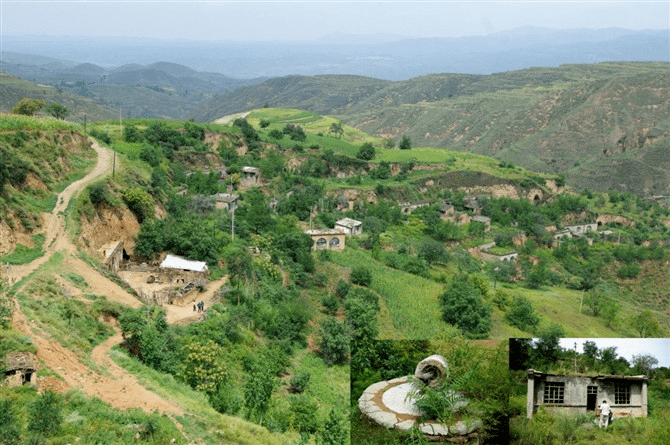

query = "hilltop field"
[{"left": 0, "top": 108, "right": 669, "bottom": 443}]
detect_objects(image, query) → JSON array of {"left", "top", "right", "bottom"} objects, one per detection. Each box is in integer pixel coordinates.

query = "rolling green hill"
[{"left": 198, "top": 62, "right": 670, "bottom": 196}]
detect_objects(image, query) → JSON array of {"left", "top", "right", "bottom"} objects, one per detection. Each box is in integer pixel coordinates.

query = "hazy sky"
[
  {"left": 2, "top": 1, "right": 669, "bottom": 42},
  {"left": 559, "top": 338, "right": 670, "bottom": 368}
]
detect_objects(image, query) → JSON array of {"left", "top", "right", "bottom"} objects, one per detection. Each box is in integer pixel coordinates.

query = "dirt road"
[{"left": 10, "top": 139, "right": 186, "bottom": 415}]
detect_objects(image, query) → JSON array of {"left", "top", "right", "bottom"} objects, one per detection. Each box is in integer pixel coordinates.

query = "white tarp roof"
[{"left": 160, "top": 254, "right": 208, "bottom": 272}]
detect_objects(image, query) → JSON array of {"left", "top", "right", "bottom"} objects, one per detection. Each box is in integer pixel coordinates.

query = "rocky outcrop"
[{"left": 78, "top": 204, "right": 141, "bottom": 257}]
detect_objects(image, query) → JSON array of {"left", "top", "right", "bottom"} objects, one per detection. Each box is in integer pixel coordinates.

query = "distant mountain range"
[{"left": 2, "top": 27, "right": 668, "bottom": 80}]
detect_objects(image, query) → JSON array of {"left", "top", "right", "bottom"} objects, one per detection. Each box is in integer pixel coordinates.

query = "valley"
[{"left": 0, "top": 104, "right": 668, "bottom": 442}]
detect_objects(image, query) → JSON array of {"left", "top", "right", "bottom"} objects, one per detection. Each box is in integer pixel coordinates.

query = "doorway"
[{"left": 587, "top": 385, "right": 598, "bottom": 411}]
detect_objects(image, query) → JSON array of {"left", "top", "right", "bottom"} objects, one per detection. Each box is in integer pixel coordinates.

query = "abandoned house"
[
  {"left": 241, "top": 166, "right": 261, "bottom": 187},
  {"left": 526, "top": 369, "right": 648, "bottom": 419},
  {"left": 212, "top": 193, "right": 240, "bottom": 211},
  {"left": 305, "top": 229, "right": 346, "bottom": 251},
  {"left": 3, "top": 352, "right": 37, "bottom": 388},
  {"left": 565, "top": 223, "right": 598, "bottom": 237},
  {"left": 439, "top": 203, "right": 455, "bottom": 219},
  {"left": 400, "top": 200, "right": 430, "bottom": 215},
  {"left": 472, "top": 215, "right": 492, "bottom": 232},
  {"left": 100, "top": 240, "right": 129, "bottom": 274},
  {"left": 334, "top": 218, "right": 363, "bottom": 236},
  {"left": 159, "top": 254, "right": 210, "bottom": 284}
]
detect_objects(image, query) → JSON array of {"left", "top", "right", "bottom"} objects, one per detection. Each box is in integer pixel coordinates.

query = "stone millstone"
[{"left": 414, "top": 355, "right": 448, "bottom": 388}]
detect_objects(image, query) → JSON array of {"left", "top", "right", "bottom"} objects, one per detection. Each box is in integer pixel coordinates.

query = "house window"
[
  {"left": 316, "top": 238, "right": 327, "bottom": 247},
  {"left": 329, "top": 237, "right": 340, "bottom": 246},
  {"left": 543, "top": 382, "right": 565, "bottom": 404},
  {"left": 615, "top": 384, "right": 631, "bottom": 405}
]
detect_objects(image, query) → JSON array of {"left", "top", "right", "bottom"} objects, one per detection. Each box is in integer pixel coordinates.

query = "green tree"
[
  {"left": 329, "top": 122, "right": 344, "bottom": 138},
  {"left": 244, "top": 366, "right": 275, "bottom": 425},
  {"left": 533, "top": 323, "right": 565, "bottom": 367},
  {"left": 0, "top": 399, "right": 21, "bottom": 445},
  {"left": 44, "top": 102, "right": 68, "bottom": 119},
  {"left": 399, "top": 135, "right": 412, "bottom": 150},
  {"left": 12, "top": 98, "right": 45, "bottom": 116},
  {"left": 123, "top": 187, "right": 154, "bottom": 223},
  {"left": 350, "top": 265, "right": 372, "bottom": 286},
  {"left": 582, "top": 340, "right": 600, "bottom": 370},
  {"left": 28, "top": 390, "right": 63, "bottom": 437},
  {"left": 505, "top": 296, "right": 540, "bottom": 332},
  {"left": 318, "top": 409, "right": 347, "bottom": 445},
  {"left": 318, "top": 317, "right": 350, "bottom": 365},
  {"left": 439, "top": 277, "right": 492, "bottom": 338},
  {"left": 356, "top": 142, "right": 375, "bottom": 160},
  {"left": 632, "top": 354, "right": 658, "bottom": 375},
  {"left": 631, "top": 310, "right": 662, "bottom": 338},
  {"left": 178, "top": 340, "right": 227, "bottom": 396},
  {"left": 124, "top": 124, "right": 144, "bottom": 143}
]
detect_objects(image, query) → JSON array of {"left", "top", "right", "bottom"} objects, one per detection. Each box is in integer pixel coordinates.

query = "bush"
[
  {"left": 399, "top": 135, "right": 412, "bottom": 150},
  {"left": 321, "top": 294, "right": 339, "bottom": 315},
  {"left": 28, "top": 390, "right": 63, "bottom": 437},
  {"left": 318, "top": 317, "right": 350, "bottom": 365},
  {"left": 356, "top": 142, "right": 375, "bottom": 160},
  {"left": 440, "top": 277, "right": 492, "bottom": 338},
  {"left": 122, "top": 187, "right": 154, "bottom": 223},
  {"left": 289, "top": 371, "right": 311, "bottom": 394},
  {"left": 350, "top": 265, "right": 372, "bottom": 287},
  {"left": 505, "top": 296, "right": 540, "bottom": 332},
  {"left": 13, "top": 98, "right": 45, "bottom": 116}
]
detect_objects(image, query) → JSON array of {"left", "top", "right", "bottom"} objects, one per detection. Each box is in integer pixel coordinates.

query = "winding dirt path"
[{"left": 9, "top": 139, "right": 185, "bottom": 415}]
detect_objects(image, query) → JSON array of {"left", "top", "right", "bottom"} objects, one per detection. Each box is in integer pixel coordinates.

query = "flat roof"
[
  {"left": 335, "top": 217, "right": 362, "bottom": 228},
  {"left": 305, "top": 229, "right": 346, "bottom": 236},
  {"left": 160, "top": 254, "right": 208, "bottom": 272},
  {"left": 528, "top": 369, "right": 648, "bottom": 381}
]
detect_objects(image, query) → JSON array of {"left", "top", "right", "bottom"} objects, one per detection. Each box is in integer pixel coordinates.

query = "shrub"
[
  {"left": 322, "top": 294, "right": 339, "bottom": 315},
  {"left": 505, "top": 296, "right": 540, "bottom": 332},
  {"left": 289, "top": 371, "right": 311, "bottom": 394},
  {"left": 122, "top": 187, "right": 154, "bottom": 223},
  {"left": 350, "top": 265, "right": 372, "bottom": 287},
  {"left": 318, "top": 317, "right": 350, "bottom": 365},
  {"left": 440, "top": 277, "right": 492, "bottom": 338},
  {"left": 28, "top": 390, "right": 63, "bottom": 437},
  {"left": 399, "top": 135, "right": 412, "bottom": 150},
  {"left": 259, "top": 119, "right": 271, "bottom": 128},
  {"left": 356, "top": 142, "right": 375, "bottom": 160},
  {"left": 335, "top": 278, "right": 350, "bottom": 299},
  {"left": 13, "top": 98, "right": 45, "bottom": 116}
]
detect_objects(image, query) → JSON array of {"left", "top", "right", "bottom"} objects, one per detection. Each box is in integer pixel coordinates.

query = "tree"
[
  {"left": 418, "top": 238, "right": 447, "bottom": 265},
  {"left": 399, "top": 135, "right": 412, "bottom": 150},
  {"left": 356, "top": 142, "right": 375, "bottom": 160},
  {"left": 350, "top": 265, "right": 372, "bottom": 287},
  {"left": 582, "top": 340, "right": 600, "bottom": 369},
  {"left": 318, "top": 317, "right": 350, "bottom": 365},
  {"left": 329, "top": 121, "right": 344, "bottom": 138},
  {"left": 439, "top": 277, "right": 492, "bottom": 338},
  {"left": 178, "top": 340, "right": 227, "bottom": 396},
  {"left": 0, "top": 399, "right": 21, "bottom": 445},
  {"left": 505, "top": 296, "right": 540, "bottom": 332},
  {"left": 318, "top": 409, "right": 347, "bottom": 445},
  {"left": 533, "top": 323, "right": 565, "bottom": 367},
  {"left": 28, "top": 390, "right": 63, "bottom": 437},
  {"left": 12, "top": 98, "right": 45, "bottom": 115},
  {"left": 632, "top": 310, "right": 662, "bottom": 338},
  {"left": 244, "top": 366, "right": 275, "bottom": 425},
  {"left": 632, "top": 354, "right": 659, "bottom": 376},
  {"left": 45, "top": 102, "right": 68, "bottom": 119}
]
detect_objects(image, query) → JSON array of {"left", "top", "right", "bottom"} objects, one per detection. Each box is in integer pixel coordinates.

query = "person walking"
[{"left": 599, "top": 400, "right": 611, "bottom": 428}]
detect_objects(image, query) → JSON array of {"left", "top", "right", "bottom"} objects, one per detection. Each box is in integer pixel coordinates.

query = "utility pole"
[
  {"left": 231, "top": 206, "right": 235, "bottom": 241},
  {"left": 84, "top": 114, "right": 87, "bottom": 132}
]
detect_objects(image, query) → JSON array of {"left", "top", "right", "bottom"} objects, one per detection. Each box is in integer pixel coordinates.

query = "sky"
[
  {"left": 1, "top": 1, "right": 669, "bottom": 42},
  {"left": 558, "top": 338, "right": 670, "bottom": 369}
]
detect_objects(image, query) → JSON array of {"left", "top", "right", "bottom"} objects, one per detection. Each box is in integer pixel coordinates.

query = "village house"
[
  {"left": 472, "top": 215, "right": 492, "bottom": 232},
  {"left": 305, "top": 229, "right": 346, "bottom": 251},
  {"left": 565, "top": 223, "right": 598, "bottom": 237},
  {"left": 212, "top": 193, "right": 240, "bottom": 211},
  {"left": 526, "top": 369, "right": 648, "bottom": 419},
  {"left": 334, "top": 218, "right": 363, "bottom": 236},
  {"left": 159, "top": 254, "right": 210, "bottom": 284},
  {"left": 3, "top": 352, "right": 36, "bottom": 388},
  {"left": 240, "top": 166, "right": 261, "bottom": 187},
  {"left": 400, "top": 200, "right": 430, "bottom": 215},
  {"left": 439, "top": 203, "right": 455, "bottom": 220},
  {"left": 100, "top": 240, "right": 129, "bottom": 274}
]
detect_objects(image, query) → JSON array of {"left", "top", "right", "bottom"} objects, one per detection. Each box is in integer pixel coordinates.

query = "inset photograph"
[
  {"left": 352, "top": 339, "right": 509, "bottom": 444},
  {"left": 509, "top": 337, "right": 670, "bottom": 444}
]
